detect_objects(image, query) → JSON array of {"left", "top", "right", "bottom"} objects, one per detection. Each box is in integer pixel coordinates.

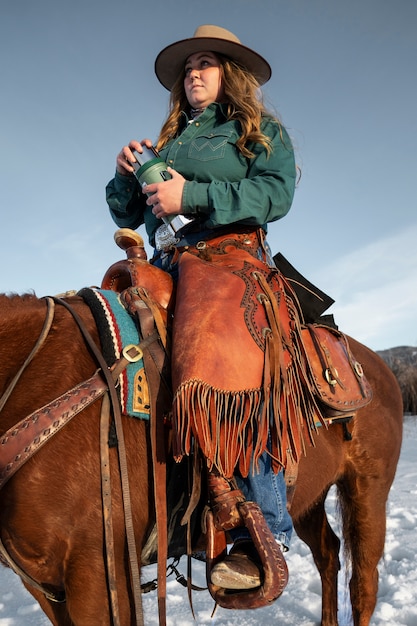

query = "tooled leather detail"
[
  {"left": 211, "top": 234, "right": 259, "bottom": 257},
  {"left": 182, "top": 230, "right": 261, "bottom": 261},
  {"left": 0, "top": 374, "right": 108, "bottom": 489},
  {"left": 232, "top": 261, "right": 280, "bottom": 351}
]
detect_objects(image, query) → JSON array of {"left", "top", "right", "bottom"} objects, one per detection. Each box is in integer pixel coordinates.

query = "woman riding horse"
[{"left": 106, "top": 24, "right": 300, "bottom": 595}]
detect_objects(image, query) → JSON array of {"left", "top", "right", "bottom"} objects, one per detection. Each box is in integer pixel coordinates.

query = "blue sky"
[{"left": 1, "top": 0, "right": 416, "bottom": 351}]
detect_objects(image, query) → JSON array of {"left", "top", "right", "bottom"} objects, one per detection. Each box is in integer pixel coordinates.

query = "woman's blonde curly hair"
[{"left": 156, "top": 55, "right": 282, "bottom": 158}]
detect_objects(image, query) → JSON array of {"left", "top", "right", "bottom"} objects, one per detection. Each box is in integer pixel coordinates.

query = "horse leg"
[
  {"left": 294, "top": 488, "right": 341, "bottom": 626},
  {"left": 63, "top": 547, "right": 138, "bottom": 625},
  {"left": 19, "top": 553, "right": 115, "bottom": 625},
  {"left": 29, "top": 568, "right": 132, "bottom": 626},
  {"left": 338, "top": 466, "right": 390, "bottom": 626}
]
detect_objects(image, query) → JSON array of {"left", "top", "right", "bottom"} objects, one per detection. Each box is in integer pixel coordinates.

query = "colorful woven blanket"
[{"left": 79, "top": 287, "right": 150, "bottom": 420}]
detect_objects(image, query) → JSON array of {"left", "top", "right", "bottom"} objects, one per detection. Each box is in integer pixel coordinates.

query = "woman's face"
[{"left": 184, "top": 51, "right": 224, "bottom": 109}]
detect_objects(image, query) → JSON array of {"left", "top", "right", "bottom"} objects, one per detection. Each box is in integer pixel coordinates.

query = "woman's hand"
[
  {"left": 116, "top": 139, "right": 153, "bottom": 175},
  {"left": 145, "top": 168, "right": 186, "bottom": 219}
]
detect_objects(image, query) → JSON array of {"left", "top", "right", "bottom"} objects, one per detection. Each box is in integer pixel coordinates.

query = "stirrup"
[{"left": 205, "top": 500, "right": 288, "bottom": 610}]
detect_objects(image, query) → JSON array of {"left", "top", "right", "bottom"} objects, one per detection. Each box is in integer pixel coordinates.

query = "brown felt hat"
[{"left": 155, "top": 24, "right": 271, "bottom": 91}]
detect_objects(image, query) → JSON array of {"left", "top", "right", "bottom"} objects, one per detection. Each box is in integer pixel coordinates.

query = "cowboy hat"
[{"left": 154, "top": 24, "right": 271, "bottom": 91}]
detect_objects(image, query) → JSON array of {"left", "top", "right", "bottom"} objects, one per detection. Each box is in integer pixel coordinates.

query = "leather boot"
[{"left": 210, "top": 539, "right": 262, "bottom": 590}]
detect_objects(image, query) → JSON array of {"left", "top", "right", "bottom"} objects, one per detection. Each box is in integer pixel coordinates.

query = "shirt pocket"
[{"left": 188, "top": 129, "right": 234, "bottom": 162}]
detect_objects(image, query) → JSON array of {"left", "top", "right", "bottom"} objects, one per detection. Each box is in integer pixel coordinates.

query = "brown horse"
[{"left": 0, "top": 291, "right": 403, "bottom": 626}]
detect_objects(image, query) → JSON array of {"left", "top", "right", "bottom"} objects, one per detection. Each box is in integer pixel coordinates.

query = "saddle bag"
[{"left": 300, "top": 324, "right": 373, "bottom": 415}]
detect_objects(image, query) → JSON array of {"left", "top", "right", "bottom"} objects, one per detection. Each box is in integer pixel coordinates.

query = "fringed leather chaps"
[{"left": 171, "top": 241, "right": 325, "bottom": 479}]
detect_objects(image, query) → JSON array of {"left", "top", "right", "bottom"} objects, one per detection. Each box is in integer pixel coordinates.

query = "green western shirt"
[{"left": 106, "top": 102, "right": 296, "bottom": 248}]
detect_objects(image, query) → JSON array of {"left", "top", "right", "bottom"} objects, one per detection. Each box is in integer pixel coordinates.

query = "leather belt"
[{"left": 157, "top": 228, "right": 266, "bottom": 264}]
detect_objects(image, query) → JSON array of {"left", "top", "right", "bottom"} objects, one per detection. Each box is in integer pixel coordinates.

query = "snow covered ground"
[{"left": 1, "top": 415, "right": 416, "bottom": 626}]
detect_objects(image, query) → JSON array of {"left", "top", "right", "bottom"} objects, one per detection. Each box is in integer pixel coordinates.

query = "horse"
[{"left": 0, "top": 289, "right": 403, "bottom": 626}]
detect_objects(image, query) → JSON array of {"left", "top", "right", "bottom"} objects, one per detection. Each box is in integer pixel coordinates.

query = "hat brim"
[{"left": 155, "top": 36, "right": 271, "bottom": 91}]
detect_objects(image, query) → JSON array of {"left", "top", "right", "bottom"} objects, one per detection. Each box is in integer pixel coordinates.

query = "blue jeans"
[{"left": 230, "top": 451, "right": 293, "bottom": 550}]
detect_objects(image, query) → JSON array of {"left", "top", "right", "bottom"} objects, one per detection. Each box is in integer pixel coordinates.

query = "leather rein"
[{"left": 0, "top": 296, "right": 157, "bottom": 624}]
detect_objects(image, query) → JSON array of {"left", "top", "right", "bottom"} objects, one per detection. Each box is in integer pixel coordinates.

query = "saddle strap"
[
  {"left": 121, "top": 286, "right": 172, "bottom": 626},
  {"left": 284, "top": 450, "right": 299, "bottom": 512},
  {"left": 100, "top": 392, "right": 124, "bottom": 626},
  {"left": 0, "top": 372, "right": 108, "bottom": 490}
]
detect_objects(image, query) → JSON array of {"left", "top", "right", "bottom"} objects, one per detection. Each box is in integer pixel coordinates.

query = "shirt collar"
[{"left": 179, "top": 101, "right": 229, "bottom": 128}]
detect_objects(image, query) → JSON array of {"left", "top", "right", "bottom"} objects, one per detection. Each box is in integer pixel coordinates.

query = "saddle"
[{"left": 101, "top": 227, "right": 373, "bottom": 611}]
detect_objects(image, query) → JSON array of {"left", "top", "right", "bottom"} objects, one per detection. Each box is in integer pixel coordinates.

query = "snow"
[{"left": 1, "top": 415, "right": 416, "bottom": 626}]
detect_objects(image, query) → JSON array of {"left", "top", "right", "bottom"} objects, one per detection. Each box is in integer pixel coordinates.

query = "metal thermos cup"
[
  {"left": 131, "top": 145, "right": 193, "bottom": 249},
  {"left": 131, "top": 145, "right": 172, "bottom": 188}
]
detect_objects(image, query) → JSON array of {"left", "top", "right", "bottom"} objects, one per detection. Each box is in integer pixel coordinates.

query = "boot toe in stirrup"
[
  {"left": 210, "top": 554, "right": 261, "bottom": 590},
  {"left": 210, "top": 541, "right": 262, "bottom": 590}
]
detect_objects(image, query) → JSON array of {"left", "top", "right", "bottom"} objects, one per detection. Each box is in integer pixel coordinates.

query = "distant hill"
[
  {"left": 377, "top": 346, "right": 417, "bottom": 368},
  {"left": 377, "top": 346, "right": 417, "bottom": 414}
]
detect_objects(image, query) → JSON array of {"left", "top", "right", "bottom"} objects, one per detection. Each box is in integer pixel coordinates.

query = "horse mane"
[{"left": 0, "top": 292, "right": 39, "bottom": 306}]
